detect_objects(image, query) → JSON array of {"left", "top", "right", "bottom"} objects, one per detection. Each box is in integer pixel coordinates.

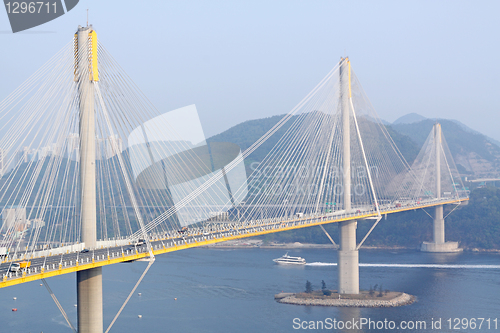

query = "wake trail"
[{"left": 306, "top": 262, "right": 500, "bottom": 269}]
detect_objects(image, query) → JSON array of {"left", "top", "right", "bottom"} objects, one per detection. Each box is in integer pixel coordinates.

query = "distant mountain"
[
  {"left": 393, "top": 113, "right": 427, "bottom": 125},
  {"left": 262, "top": 187, "right": 500, "bottom": 249},
  {"left": 390, "top": 119, "right": 500, "bottom": 177},
  {"left": 207, "top": 114, "right": 295, "bottom": 165},
  {"left": 209, "top": 113, "right": 500, "bottom": 250},
  {"left": 393, "top": 113, "right": 500, "bottom": 149},
  {"left": 207, "top": 113, "right": 420, "bottom": 174},
  {"left": 209, "top": 113, "right": 500, "bottom": 179},
  {"left": 450, "top": 119, "right": 500, "bottom": 147}
]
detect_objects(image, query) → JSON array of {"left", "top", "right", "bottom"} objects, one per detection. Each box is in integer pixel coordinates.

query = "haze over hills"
[
  {"left": 392, "top": 113, "right": 427, "bottom": 125},
  {"left": 207, "top": 113, "right": 500, "bottom": 249},
  {"left": 390, "top": 114, "right": 500, "bottom": 178},
  {"left": 392, "top": 113, "right": 500, "bottom": 147},
  {"left": 208, "top": 114, "right": 421, "bottom": 171},
  {"left": 208, "top": 112, "right": 500, "bottom": 179}
]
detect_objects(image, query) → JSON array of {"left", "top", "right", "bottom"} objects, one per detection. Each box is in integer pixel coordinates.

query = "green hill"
[
  {"left": 209, "top": 114, "right": 500, "bottom": 179},
  {"left": 206, "top": 113, "right": 500, "bottom": 249},
  {"left": 261, "top": 187, "right": 500, "bottom": 250},
  {"left": 207, "top": 114, "right": 421, "bottom": 173},
  {"left": 390, "top": 119, "right": 500, "bottom": 178}
]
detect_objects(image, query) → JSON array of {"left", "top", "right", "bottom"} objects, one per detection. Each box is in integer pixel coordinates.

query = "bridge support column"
[
  {"left": 421, "top": 124, "right": 461, "bottom": 253},
  {"left": 338, "top": 57, "right": 359, "bottom": 294},
  {"left": 338, "top": 220, "right": 359, "bottom": 294},
  {"left": 433, "top": 205, "right": 445, "bottom": 244},
  {"left": 421, "top": 204, "right": 461, "bottom": 252},
  {"left": 77, "top": 267, "right": 103, "bottom": 333},
  {"left": 76, "top": 25, "right": 103, "bottom": 332}
]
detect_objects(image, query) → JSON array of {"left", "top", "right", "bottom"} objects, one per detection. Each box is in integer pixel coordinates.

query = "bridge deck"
[{"left": 0, "top": 197, "right": 467, "bottom": 289}]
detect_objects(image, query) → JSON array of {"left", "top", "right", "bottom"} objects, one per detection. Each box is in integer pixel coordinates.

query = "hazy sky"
[{"left": 1, "top": 1, "right": 499, "bottom": 139}]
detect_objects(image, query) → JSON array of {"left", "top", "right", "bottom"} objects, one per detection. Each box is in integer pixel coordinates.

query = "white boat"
[{"left": 273, "top": 252, "right": 306, "bottom": 265}]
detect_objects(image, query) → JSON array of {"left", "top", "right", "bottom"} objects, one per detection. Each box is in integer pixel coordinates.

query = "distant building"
[
  {"left": 97, "top": 134, "right": 123, "bottom": 159},
  {"left": 2, "top": 207, "right": 27, "bottom": 232},
  {"left": 15, "top": 146, "right": 29, "bottom": 164},
  {"left": 48, "top": 142, "right": 61, "bottom": 157},
  {"left": 36, "top": 146, "right": 52, "bottom": 160},
  {"left": 67, "top": 133, "right": 80, "bottom": 160},
  {"left": 105, "top": 134, "right": 123, "bottom": 158}
]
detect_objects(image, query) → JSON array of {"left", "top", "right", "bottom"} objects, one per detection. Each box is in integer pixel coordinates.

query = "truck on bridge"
[{"left": 10, "top": 261, "right": 31, "bottom": 272}]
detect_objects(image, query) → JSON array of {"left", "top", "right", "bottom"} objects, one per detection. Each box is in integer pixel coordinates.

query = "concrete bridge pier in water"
[{"left": 421, "top": 124, "right": 462, "bottom": 253}]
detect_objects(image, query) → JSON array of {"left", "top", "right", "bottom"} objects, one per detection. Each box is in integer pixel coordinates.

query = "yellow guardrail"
[{"left": 0, "top": 197, "right": 467, "bottom": 289}]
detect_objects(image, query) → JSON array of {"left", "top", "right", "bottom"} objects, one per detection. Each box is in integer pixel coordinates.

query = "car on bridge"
[{"left": 135, "top": 239, "right": 145, "bottom": 246}]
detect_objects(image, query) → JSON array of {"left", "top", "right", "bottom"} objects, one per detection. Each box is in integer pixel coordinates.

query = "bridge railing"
[{"left": 1, "top": 196, "right": 467, "bottom": 285}]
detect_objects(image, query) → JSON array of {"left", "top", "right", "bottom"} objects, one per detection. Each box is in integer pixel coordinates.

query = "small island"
[{"left": 275, "top": 281, "right": 415, "bottom": 308}]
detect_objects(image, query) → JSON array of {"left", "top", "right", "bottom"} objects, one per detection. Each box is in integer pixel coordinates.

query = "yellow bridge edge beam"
[{"left": 0, "top": 198, "right": 467, "bottom": 289}]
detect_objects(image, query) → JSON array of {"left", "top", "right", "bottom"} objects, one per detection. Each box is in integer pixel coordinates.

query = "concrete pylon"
[
  {"left": 421, "top": 124, "right": 461, "bottom": 253},
  {"left": 75, "top": 25, "right": 103, "bottom": 333},
  {"left": 338, "top": 57, "right": 359, "bottom": 294}
]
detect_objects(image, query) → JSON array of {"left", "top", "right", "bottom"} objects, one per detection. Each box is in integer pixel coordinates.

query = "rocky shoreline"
[
  {"left": 202, "top": 240, "right": 410, "bottom": 250},
  {"left": 276, "top": 292, "right": 416, "bottom": 308},
  {"left": 202, "top": 240, "right": 500, "bottom": 252}
]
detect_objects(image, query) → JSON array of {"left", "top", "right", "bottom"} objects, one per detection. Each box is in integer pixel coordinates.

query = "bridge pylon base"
[
  {"left": 420, "top": 241, "right": 462, "bottom": 253},
  {"left": 421, "top": 205, "right": 462, "bottom": 253},
  {"left": 338, "top": 220, "right": 359, "bottom": 294},
  {"left": 77, "top": 267, "right": 103, "bottom": 333}
]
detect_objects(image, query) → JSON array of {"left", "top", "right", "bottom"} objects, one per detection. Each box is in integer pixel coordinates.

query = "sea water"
[{"left": 1, "top": 248, "right": 499, "bottom": 332}]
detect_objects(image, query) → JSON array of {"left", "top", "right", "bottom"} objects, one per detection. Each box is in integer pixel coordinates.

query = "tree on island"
[
  {"left": 321, "top": 280, "right": 331, "bottom": 295},
  {"left": 377, "top": 284, "right": 383, "bottom": 297},
  {"left": 305, "top": 280, "right": 313, "bottom": 293},
  {"left": 369, "top": 285, "right": 374, "bottom": 296}
]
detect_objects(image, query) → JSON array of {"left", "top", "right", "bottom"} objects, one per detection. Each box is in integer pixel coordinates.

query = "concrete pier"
[
  {"left": 421, "top": 124, "right": 461, "bottom": 253},
  {"left": 433, "top": 205, "right": 445, "bottom": 244},
  {"left": 421, "top": 204, "right": 461, "bottom": 252},
  {"left": 338, "top": 220, "right": 359, "bottom": 294},
  {"left": 77, "top": 267, "right": 103, "bottom": 332},
  {"left": 338, "top": 57, "right": 359, "bottom": 294},
  {"left": 76, "top": 25, "right": 103, "bottom": 333}
]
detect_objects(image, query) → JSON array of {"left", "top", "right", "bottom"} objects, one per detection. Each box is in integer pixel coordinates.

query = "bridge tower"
[
  {"left": 338, "top": 57, "right": 359, "bottom": 294},
  {"left": 75, "top": 25, "right": 103, "bottom": 332},
  {"left": 421, "top": 123, "right": 461, "bottom": 253}
]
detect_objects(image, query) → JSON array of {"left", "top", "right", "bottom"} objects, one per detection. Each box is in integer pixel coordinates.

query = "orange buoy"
[{"left": 12, "top": 308, "right": 17, "bottom": 311}]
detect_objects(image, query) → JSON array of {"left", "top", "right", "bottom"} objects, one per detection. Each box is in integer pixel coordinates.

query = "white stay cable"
[
  {"left": 356, "top": 215, "right": 382, "bottom": 251},
  {"left": 42, "top": 278, "right": 77, "bottom": 333},
  {"left": 133, "top": 64, "right": 341, "bottom": 237},
  {"left": 105, "top": 257, "right": 156, "bottom": 333},
  {"left": 444, "top": 202, "right": 461, "bottom": 219},
  {"left": 350, "top": 98, "right": 382, "bottom": 250},
  {"left": 350, "top": 98, "right": 380, "bottom": 217},
  {"left": 319, "top": 224, "right": 337, "bottom": 247},
  {"left": 95, "top": 81, "right": 154, "bottom": 257},
  {"left": 440, "top": 142, "right": 460, "bottom": 200},
  {"left": 314, "top": 114, "right": 338, "bottom": 214}
]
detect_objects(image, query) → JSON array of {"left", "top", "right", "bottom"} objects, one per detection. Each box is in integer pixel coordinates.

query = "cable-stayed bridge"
[
  {"left": 0, "top": 196, "right": 463, "bottom": 289},
  {"left": 0, "top": 25, "right": 468, "bottom": 332}
]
